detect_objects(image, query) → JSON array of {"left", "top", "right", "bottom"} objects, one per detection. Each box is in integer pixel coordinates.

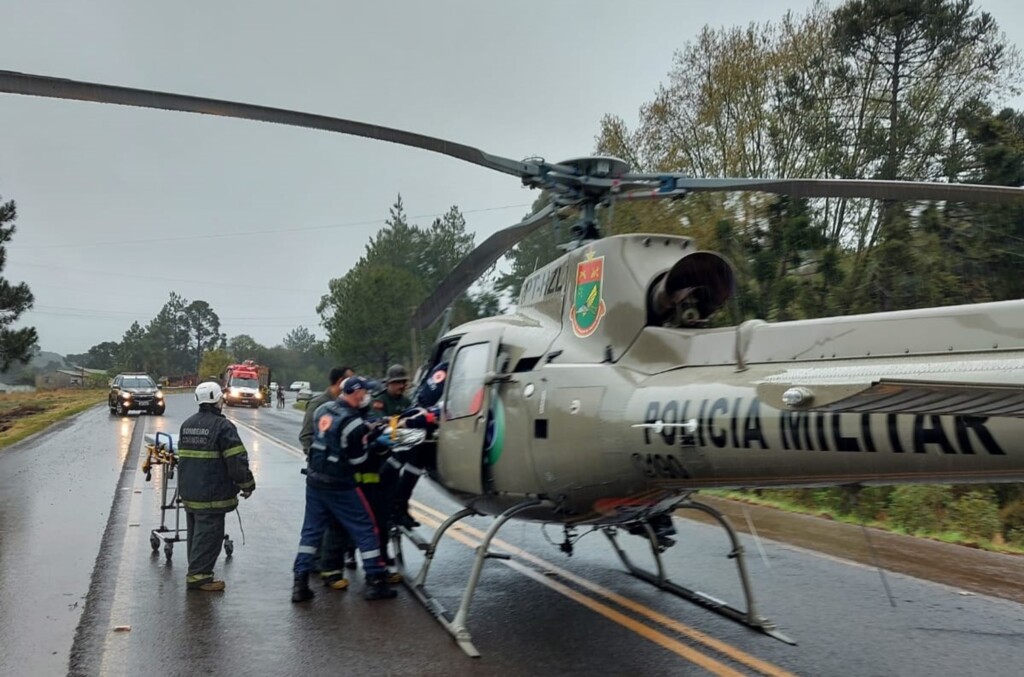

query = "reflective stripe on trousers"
[{"left": 293, "top": 485, "right": 385, "bottom": 577}]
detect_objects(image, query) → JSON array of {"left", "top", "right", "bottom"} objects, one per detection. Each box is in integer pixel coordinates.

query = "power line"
[
  {"left": 27, "top": 310, "right": 321, "bottom": 333},
  {"left": 31, "top": 303, "right": 320, "bottom": 322},
  {"left": 9, "top": 202, "right": 533, "bottom": 250},
  {"left": 9, "top": 261, "right": 325, "bottom": 294}
]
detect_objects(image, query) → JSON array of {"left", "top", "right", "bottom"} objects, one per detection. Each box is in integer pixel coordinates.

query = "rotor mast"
[{"left": 537, "top": 156, "right": 632, "bottom": 247}]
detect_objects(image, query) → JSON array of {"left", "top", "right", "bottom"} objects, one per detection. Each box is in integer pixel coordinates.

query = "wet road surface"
[
  {"left": 0, "top": 404, "right": 134, "bottom": 677},
  {"left": 2, "top": 393, "right": 1023, "bottom": 676}
]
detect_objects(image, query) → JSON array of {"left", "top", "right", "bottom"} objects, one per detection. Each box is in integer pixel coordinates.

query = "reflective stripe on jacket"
[
  {"left": 307, "top": 400, "right": 370, "bottom": 490},
  {"left": 177, "top": 405, "right": 255, "bottom": 512}
]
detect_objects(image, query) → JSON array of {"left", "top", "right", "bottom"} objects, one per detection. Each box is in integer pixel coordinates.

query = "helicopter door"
[{"left": 436, "top": 331, "right": 503, "bottom": 496}]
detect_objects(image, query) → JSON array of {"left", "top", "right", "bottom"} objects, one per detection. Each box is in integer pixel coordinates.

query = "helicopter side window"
[{"left": 445, "top": 342, "right": 490, "bottom": 420}]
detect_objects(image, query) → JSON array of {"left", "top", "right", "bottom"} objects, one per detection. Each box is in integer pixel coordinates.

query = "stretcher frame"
[{"left": 143, "top": 432, "right": 188, "bottom": 560}]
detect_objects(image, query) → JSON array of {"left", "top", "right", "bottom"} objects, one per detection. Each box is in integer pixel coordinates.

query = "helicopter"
[{"left": 4, "top": 70, "right": 1024, "bottom": 656}]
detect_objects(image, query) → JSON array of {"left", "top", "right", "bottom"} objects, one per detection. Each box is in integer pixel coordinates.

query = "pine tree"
[{"left": 0, "top": 196, "right": 38, "bottom": 371}]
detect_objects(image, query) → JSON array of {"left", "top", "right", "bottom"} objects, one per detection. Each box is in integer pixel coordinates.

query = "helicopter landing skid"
[
  {"left": 393, "top": 499, "right": 544, "bottom": 658},
  {"left": 603, "top": 499, "right": 795, "bottom": 645}
]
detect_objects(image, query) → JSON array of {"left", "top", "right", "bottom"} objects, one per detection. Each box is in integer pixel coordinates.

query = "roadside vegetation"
[
  {"left": 61, "top": 294, "right": 335, "bottom": 390},
  {"left": 712, "top": 486, "right": 1024, "bottom": 555},
  {"left": 0, "top": 389, "right": 105, "bottom": 451}
]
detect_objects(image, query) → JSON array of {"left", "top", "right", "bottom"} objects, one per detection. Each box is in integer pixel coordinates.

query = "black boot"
[
  {"left": 363, "top": 574, "right": 398, "bottom": 601},
  {"left": 291, "top": 573, "right": 314, "bottom": 603},
  {"left": 394, "top": 511, "right": 420, "bottom": 529}
]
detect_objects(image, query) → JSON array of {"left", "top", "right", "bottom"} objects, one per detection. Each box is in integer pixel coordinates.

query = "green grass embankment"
[
  {"left": 0, "top": 389, "right": 106, "bottom": 451},
  {"left": 707, "top": 488, "right": 1024, "bottom": 556}
]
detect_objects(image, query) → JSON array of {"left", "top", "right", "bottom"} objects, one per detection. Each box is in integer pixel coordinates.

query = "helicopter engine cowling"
[{"left": 648, "top": 251, "right": 736, "bottom": 328}]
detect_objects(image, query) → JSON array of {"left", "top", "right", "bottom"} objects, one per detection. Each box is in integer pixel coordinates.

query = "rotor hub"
[
  {"left": 526, "top": 156, "right": 633, "bottom": 246},
  {"left": 555, "top": 156, "right": 631, "bottom": 180},
  {"left": 523, "top": 155, "right": 632, "bottom": 205}
]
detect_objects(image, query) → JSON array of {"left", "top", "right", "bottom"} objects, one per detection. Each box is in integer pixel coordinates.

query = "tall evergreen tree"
[
  {"left": 118, "top": 322, "right": 149, "bottom": 371},
  {"left": 319, "top": 196, "right": 483, "bottom": 373},
  {"left": 145, "top": 292, "right": 192, "bottom": 375},
  {"left": 0, "top": 195, "right": 38, "bottom": 371},
  {"left": 182, "top": 300, "right": 224, "bottom": 373},
  {"left": 283, "top": 326, "right": 317, "bottom": 354}
]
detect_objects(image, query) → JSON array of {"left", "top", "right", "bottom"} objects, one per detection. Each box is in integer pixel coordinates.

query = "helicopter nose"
[{"left": 648, "top": 251, "right": 736, "bottom": 327}]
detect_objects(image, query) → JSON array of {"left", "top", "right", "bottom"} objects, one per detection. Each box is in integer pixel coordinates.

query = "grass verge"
[
  {"left": 0, "top": 389, "right": 107, "bottom": 451},
  {"left": 706, "top": 489, "right": 1024, "bottom": 556}
]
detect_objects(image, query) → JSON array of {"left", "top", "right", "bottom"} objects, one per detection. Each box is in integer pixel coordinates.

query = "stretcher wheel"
[
  {"left": 224, "top": 535, "right": 234, "bottom": 559},
  {"left": 150, "top": 534, "right": 160, "bottom": 551},
  {"left": 164, "top": 542, "right": 173, "bottom": 561}
]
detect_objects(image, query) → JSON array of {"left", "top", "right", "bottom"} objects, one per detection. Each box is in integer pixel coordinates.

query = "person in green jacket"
[
  {"left": 177, "top": 382, "right": 256, "bottom": 591},
  {"left": 370, "top": 364, "right": 412, "bottom": 417}
]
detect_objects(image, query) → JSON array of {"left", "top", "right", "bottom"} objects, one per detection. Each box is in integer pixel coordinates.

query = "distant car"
[
  {"left": 289, "top": 381, "right": 311, "bottom": 392},
  {"left": 270, "top": 382, "right": 279, "bottom": 392},
  {"left": 109, "top": 373, "right": 165, "bottom": 416},
  {"left": 297, "top": 388, "right": 317, "bottom": 403}
]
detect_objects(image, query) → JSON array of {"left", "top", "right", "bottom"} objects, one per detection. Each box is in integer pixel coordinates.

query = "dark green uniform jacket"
[
  {"left": 178, "top": 405, "right": 256, "bottom": 512},
  {"left": 370, "top": 390, "right": 411, "bottom": 418},
  {"left": 300, "top": 390, "right": 334, "bottom": 455}
]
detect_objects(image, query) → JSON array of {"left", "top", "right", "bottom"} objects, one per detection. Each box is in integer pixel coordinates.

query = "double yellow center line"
[{"left": 410, "top": 500, "right": 796, "bottom": 677}]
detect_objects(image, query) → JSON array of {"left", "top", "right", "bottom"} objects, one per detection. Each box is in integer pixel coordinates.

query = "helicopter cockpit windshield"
[{"left": 445, "top": 342, "right": 490, "bottom": 420}]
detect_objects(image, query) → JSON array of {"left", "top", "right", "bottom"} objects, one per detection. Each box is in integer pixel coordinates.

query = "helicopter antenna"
[
  {"left": 740, "top": 505, "right": 771, "bottom": 570},
  {"left": 861, "top": 524, "right": 897, "bottom": 608},
  {"left": 435, "top": 306, "right": 454, "bottom": 343}
]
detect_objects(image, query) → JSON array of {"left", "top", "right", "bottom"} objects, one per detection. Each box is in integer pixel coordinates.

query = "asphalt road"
[
  {"left": 0, "top": 403, "right": 134, "bottom": 677},
  {"left": 1, "top": 392, "right": 1022, "bottom": 676}
]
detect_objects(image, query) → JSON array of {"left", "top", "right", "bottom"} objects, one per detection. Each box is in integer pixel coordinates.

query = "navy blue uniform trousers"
[{"left": 293, "top": 485, "right": 385, "bottom": 577}]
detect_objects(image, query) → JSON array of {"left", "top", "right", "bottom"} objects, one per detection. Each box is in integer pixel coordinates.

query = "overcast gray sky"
[{"left": 2, "top": 0, "right": 1022, "bottom": 356}]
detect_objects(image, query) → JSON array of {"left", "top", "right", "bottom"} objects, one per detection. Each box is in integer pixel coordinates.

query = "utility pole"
[{"left": 409, "top": 306, "right": 419, "bottom": 370}]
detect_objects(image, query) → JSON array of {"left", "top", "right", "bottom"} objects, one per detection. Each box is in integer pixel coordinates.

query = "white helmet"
[{"left": 195, "top": 381, "right": 224, "bottom": 407}]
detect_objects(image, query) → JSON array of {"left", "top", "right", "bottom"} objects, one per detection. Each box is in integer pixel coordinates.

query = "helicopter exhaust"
[{"left": 648, "top": 251, "right": 736, "bottom": 328}]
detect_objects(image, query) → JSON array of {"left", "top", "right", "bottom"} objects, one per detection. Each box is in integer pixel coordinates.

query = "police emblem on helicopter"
[{"left": 570, "top": 250, "right": 607, "bottom": 338}]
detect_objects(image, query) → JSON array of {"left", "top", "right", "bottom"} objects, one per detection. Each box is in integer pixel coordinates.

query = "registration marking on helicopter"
[{"left": 411, "top": 500, "right": 797, "bottom": 677}]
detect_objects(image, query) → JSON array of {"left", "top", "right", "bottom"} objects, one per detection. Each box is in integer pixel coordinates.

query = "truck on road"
[{"left": 222, "top": 361, "right": 271, "bottom": 408}]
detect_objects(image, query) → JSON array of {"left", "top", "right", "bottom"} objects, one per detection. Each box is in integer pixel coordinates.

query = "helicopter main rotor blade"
[
  {"left": 0, "top": 70, "right": 537, "bottom": 179},
  {"left": 621, "top": 176, "right": 1024, "bottom": 203},
  {"left": 411, "top": 204, "right": 555, "bottom": 330}
]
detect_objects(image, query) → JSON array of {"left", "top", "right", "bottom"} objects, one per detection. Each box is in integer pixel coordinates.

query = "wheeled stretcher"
[{"left": 142, "top": 431, "right": 234, "bottom": 561}]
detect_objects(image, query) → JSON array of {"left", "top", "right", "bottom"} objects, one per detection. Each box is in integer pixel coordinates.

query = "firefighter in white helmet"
[{"left": 177, "top": 381, "right": 256, "bottom": 591}]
